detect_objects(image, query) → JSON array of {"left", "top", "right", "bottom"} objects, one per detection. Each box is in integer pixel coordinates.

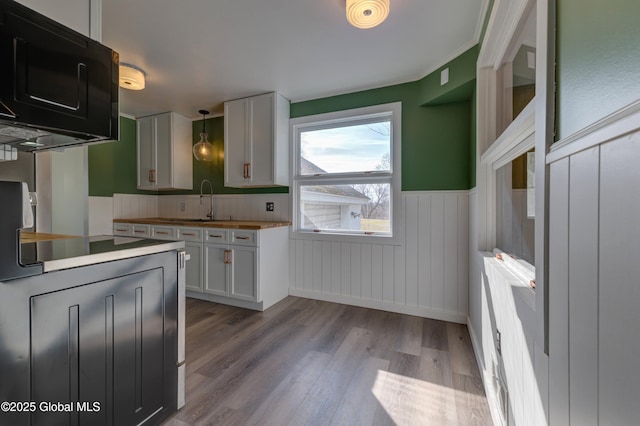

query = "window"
[
  {"left": 496, "top": 151, "right": 535, "bottom": 264},
  {"left": 291, "top": 102, "right": 401, "bottom": 241},
  {"left": 478, "top": 0, "right": 541, "bottom": 289}
]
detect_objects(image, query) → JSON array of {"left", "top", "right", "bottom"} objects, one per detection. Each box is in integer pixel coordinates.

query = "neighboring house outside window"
[{"left": 300, "top": 158, "right": 370, "bottom": 231}]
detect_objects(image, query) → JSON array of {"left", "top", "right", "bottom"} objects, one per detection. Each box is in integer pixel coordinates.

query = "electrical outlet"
[
  {"left": 179, "top": 202, "right": 185, "bottom": 212},
  {"left": 266, "top": 202, "right": 274, "bottom": 212}
]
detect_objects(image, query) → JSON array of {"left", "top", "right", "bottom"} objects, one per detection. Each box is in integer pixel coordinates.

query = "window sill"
[
  {"left": 492, "top": 248, "right": 535, "bottom": 287},
  {"left": 291, "top": 230, "right": 402, "bottom": 246},
  {"left": 482, "top": 252, "right": 536, "bottom": 336}
]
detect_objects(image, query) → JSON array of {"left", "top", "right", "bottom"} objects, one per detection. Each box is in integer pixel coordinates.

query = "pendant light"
[{"left": 192, "top": 110, "right": 214, "bottom": 161}]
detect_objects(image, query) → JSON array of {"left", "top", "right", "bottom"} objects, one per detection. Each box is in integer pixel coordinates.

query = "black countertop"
[{"left": 21, "top": 235, "right": 185, "bottom": 272}]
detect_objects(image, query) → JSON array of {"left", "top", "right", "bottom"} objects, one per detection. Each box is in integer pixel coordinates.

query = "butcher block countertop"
[
  {"left": 20, "top": 231, "right": 80, "bottom": 243},
  {"left": 113, "top": 218, "right": 291, "bottom": 230}
]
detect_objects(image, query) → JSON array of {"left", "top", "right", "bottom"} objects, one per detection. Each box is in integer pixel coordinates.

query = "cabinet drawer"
[
  {"left": 151, "top": 225, "right": 177, "bottom": 240},
  {"left": 177, "top": 227, "right": 204, "bottom": 242},
  {"left": 205, "top": 228, "right": 229, "bottom": 243},
  {"left": 131, "top": 224, "right": 151, "bottom": 238},
  {"left": 113, "top": 223, "right": 131, "bottom": 236},
  {"left": 231, "top": 230, "right": 257, "bottom": 246}
]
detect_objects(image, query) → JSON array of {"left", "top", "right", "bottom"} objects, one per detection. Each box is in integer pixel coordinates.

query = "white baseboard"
[
  {"left": 186, "top": 291, "right": 264, "bottom": 311},
  {"left": 289, "top": 288, "right": 467, "bottom": 324}
]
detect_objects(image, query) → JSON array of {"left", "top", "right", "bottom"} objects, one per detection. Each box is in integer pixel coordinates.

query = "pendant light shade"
[
  {"left": 346, "top": 0, "right": 389, "bottom": 29},
  {"left": 192, "top": 110, "right": 214, "bottom": 161}
]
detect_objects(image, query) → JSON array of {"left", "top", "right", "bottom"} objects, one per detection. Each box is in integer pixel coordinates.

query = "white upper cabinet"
[
  {"left": 137, "top": 112, "right": 193, "bottom": 190},
  {"left": 224, "top": 92, "right": 290, "bottom": 187}
]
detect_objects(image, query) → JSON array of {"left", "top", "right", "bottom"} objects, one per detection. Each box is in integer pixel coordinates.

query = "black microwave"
[{"left": 0, "top": 0, "right": 118, "bottom": 151}]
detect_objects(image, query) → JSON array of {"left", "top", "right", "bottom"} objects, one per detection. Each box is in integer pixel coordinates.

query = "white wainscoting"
[
  {"left": 469, "top": 255, "right": 543, "bottom": 426},
  {"left": 112, "top": 193, "right": 159, "bottom": 219},
  {"left": 288, "top": 191, "right": 469, "bottom": 323},
  {"left": 547, "top": 120, "right": 640, "bottom": 425}
]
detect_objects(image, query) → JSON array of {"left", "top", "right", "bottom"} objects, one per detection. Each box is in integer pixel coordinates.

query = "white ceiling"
[{"left": 102, "top": 0, "right": 488, "bottom": 119}]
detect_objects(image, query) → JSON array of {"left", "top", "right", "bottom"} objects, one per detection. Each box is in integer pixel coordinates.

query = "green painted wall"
[
  {"left": 291, "top": 81, "right": 472, "bottom": 191},
  {"left": 90, "top": 47, "right": 479, "bottom": 195},
  {"left": 556, "top": 0, "right": 640, "bottom": 140},
  {"left": 419, "top": 45, "right": 478, "bottom": 106}
]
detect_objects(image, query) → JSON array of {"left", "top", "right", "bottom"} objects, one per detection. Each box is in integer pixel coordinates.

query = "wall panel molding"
[{"left": 288, "top": 191, "right": 470, "bottom": 322}]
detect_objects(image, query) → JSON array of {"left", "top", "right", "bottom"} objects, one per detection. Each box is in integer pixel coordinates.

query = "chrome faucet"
[{"left": 199, "top": 179, "right": 214, "bottom": 220}]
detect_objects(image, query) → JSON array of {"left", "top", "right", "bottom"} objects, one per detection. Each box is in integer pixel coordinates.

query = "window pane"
[
  {"left": 300, "top": 183, "right": 391, "bottom": 233},
  {"left": 496, "top": 152, "right": 535, "bottom": 264},
  {"left": 496, "top": 6, "right": 536, "bottom": 135},
  {"left": 300, "top": 120, "right": 391, "bottom": 175}
]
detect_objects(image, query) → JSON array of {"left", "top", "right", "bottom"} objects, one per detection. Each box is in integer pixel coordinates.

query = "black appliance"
[
  {"left": 0, "top": 0, "right": 118, "bottom": 152},
  {"left": 0, "top": 181, "right": 42, "bottom": 281}
]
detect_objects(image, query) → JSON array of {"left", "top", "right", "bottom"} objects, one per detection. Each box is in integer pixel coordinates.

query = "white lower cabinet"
[
  {"left": 113, "top": 222, "right": 288, "bottom": 311},
  {"left": 184, "top": 242, "right": 203, "bottom": 292},
  {"left": 204, "top": 242, "right": 257, "bottom": 301},
  {"left": 230, "top": 245, "right": 257, "bottom": 300},
  {"left": 177, "top": 227, "right": 204, "bottom": 293},
  {"left": 199, "top": 226, "right": 289, "bottom": 310},
  {"left": 204, "top": 229, "right": 258, "bottom": 302},
  {"left": 203, "top": 244, "right": 228, "bottom": 296}
]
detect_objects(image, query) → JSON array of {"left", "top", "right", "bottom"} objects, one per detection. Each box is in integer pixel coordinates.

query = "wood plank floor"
[{"left": 162, "top": 297, "right": 493, "bottom": 426}]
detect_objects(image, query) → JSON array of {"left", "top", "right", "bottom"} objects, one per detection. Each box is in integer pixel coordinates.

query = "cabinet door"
[
  {"left": 248, "top": 93, "right": 275, "bottom": 186},
  {"left": 203, "top": 243, "right": 229, "bottom": 296},
  {"left": 224, "top": 98, "right": 249, "bottom": 187},
  {"left": 30, "top": 269, "right": 165, "bottom": 426},
  {"left": 229, "top": 245, "right": 258, "bottom": 301},
  {"left": 185, "top": 242, "right": 203, "bottom": 292},
  {"left": 154, "top": 113, "right": 173, "bottom": 189},
  {"left": 137, "top": 116, "right": 155, "bottom": 190}
]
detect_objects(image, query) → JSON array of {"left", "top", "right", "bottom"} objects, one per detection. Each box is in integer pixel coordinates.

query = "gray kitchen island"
[{"left": 0, "top": 234, "right": 186, "bottom": 426}]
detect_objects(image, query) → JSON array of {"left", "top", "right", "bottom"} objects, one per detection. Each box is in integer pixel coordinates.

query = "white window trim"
[
  {"left": 290, "top": 102, "right": 402, "bottom": 245},
  {"left": 477, "top": 0, "right": 554, "bottom": 349}
]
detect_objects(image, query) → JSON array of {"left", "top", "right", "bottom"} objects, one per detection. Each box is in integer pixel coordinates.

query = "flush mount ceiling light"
[
  {"left": 119, "top": 63, "right": 146, "bottom": 90},
  {"left": 346, "top": 0, "right": 390, "bottom": 29},
  {"left": 192, "top": 110, "right": 214, "bottom": 161}
]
